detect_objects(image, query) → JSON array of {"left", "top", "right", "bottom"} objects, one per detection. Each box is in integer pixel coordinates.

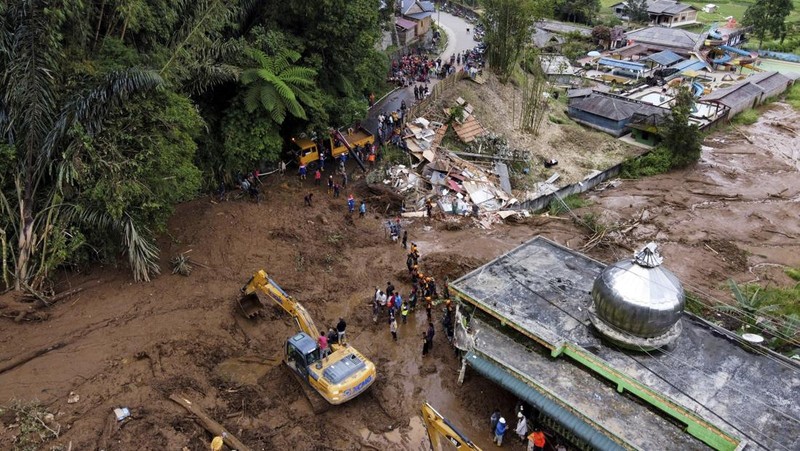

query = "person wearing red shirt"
[{"left": 527, "top": 427, "right": 546, "bottom": 451}]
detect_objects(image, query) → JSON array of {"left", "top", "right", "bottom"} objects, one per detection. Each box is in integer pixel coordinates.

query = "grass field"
[{"left": 598, "top": 0, "right": 800, "bottom": 27}]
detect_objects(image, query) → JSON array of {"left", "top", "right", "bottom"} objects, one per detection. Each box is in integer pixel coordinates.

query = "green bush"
[
  {"left": 732, "top": 109, "right": 759, "bottom": 125},
  {"left": 548, "top": 194, "right": 589, "bottom": 215},
  {"left": 786, "top": 83, "right": 800, "bottom": 110},
  {"left": 620, "top": 146, "right": 673, "bottom": 178},
  {"left": 785, "top": 267, "right": 800, "bottom": 282}
]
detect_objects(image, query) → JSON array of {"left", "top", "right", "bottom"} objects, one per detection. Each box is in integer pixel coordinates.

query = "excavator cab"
[{"left": 286, "top": 332, "right": 321, "bottom": 376}]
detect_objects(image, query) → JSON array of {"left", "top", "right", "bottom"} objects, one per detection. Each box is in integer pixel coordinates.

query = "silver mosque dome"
[{"left": 589, "top": 243, "right": 685, "bottom": 350}]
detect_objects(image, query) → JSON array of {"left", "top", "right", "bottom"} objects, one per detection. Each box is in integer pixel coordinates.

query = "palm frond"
[
  {"left": 3, "top": 0, "right": 60, "bottom": 158},
  {"left": 183, "top": 63, "right": 240, "bottom": 95},
  {"left": 262, "top": 89, "right": 286, "bottom": 123},
  {"left": 243, "top": 85, "right": 262, "bottom": 113},
  {"left": 69, "top": 207, "right": 161, "bottom": 282},
  {"left": 262, "top": 72, "right": 297, "bottom": 105},
  {"left": 240, "top": 68, "right": 260, "bottom": 85},
  {"left": 280, "top": 66, "right": 317, "bottom": 86},
  {"left": 45, "top": 69, "right": 163, "bottom": 159},
  {"left": 122, "top": 217, "right": 160, "bottom": 282},
  {"left": 246, "top": 48, "right": 272, "bottom": 73},
  {"left": 271, "top": 48, "right": 301, "bottom": 74}
]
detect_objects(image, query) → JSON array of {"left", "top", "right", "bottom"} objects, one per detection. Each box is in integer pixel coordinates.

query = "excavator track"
[{"left": 287, "top": 367, "right": 331, "bottom": 414}]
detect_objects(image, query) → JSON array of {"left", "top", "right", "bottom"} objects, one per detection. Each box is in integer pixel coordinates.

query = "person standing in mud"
[
  {"left": 427, "top": 322, "right": 435, "bottom": 350},
  {"left": 409, "top": 286, "right": 418, "bottom": 311},
  {"left": 425, "top": 296, "right": 433, "bottom": 321},
  {"left": 390, "top": 315, "right": 398, "bottom": 341},
  {"left": 402, "top": 230, "right": 408, "bottom": 249},
  {"left": 336, "top": 317, "right": 347, "bottom": 344},
  {"left": 422, "top": 332, "right": 430, "bottom": 356},
  {"left": 490, "top": 408, "right": 501, "bottom": 434}
]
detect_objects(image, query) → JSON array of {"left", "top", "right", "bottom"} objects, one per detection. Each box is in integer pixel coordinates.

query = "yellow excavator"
[
  {"left": 422, "top": 402, "right": 482, "bottom": 450},
  {"left": 238, "top": 270, "right": 376, "bottom": 406}
]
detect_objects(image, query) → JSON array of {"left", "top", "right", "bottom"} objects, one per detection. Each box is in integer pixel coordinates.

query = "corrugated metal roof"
[
  {"left": 418, "top": 0, "right": 435, "bottom": 11},
  {"left": 567, "top": 88, "right": 594, "bottom": 98},
  {"left": 395, "top": 17, "right": 417, "bottom": 29},
  {"left": 746, "top": 71, "right": 790, "bottom": 88},
  {"left": 570, "top": 93, "right": 668, "bottom": 121},
  {"left": 465, "top": 352, "right": 626, "bottom": 451},
  {"left": 647, "top": 0, "right": 696, "bottom": 15},
  {"left": 599, "top": 57, "right": 647, "bottom": 71},
  {"left": 626, "top": 27, "right": 701, "bottom": 50},
  {"left": 645, "top": 50, "right": 684, "bottom": 66},
  {"left": 701, "top": 80, "right": 764, "bottom": 103},
  {"left": 406, "top": 11, "right": 433, "bottom": 20},
  {"left": 672, "top": 59, "right": 710, "bottom": 72}
]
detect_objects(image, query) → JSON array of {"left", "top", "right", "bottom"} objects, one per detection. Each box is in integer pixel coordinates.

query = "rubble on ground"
[{"left": 380, "top": 110, "right": 531, "bottom": 229}]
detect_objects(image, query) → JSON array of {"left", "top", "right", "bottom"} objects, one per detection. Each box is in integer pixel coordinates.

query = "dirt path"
[{"left": 0, "top": 103, "right": 797, "bottom": 450}]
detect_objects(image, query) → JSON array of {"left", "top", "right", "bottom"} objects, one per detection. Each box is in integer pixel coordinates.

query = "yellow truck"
[
  {"left": 237, "top": 270, "right": 376, "bottom": 407},
  {"left": 293, "top": 127, "right": 373, "bottom": 169}
]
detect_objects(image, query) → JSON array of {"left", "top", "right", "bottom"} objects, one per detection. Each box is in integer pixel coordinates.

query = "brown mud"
[{"left": 0, "top": 103, "right": 798, "bottom": 450}]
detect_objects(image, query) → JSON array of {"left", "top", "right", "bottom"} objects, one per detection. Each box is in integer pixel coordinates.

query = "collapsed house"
[{"left": 381, "top": 103, "right": 524, "bottom": 227}]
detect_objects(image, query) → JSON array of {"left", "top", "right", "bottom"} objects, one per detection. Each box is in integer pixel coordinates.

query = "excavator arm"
[
  {"left": 421, "top": 402, "right": 481, "bottom": 451},
  {"left": 242, "top": 270, "right": 320, "bottom": 339},
  {"left": 331, "top": 129, "right": 367, "bottom": 172}
]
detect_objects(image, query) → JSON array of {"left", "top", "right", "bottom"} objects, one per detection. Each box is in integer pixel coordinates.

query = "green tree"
[
  {"left": 554, "top": 0, "right": 600, "bottom": 24},
  {"left": 624, "top": 0, "right": 650, "bottom": 23},
  {"left": 660, "top": 86, "right": 702, "bottom": 168},
  {"left": 241, "top": 47, "right": 319, "bottom": 124},
  {"left": 0, "top": 1, "right": 166, "bottom": 290},
  {"left": 742, "top": 0, "right": 794, "bottom": 48},
  {"left": 483, "top": 0, "right": 550, "bottom": 82},
  {"left": 268, "top": 0, "right": 386, "bottom": 126},
  {"left": 73, "top": 91, "right": 203, "bottom": 234},
  {"left": 221, "top": 99, "right": 285, "bottom": 171},
  {"left": 591, "top": 25, "right": 611, "bottom": 49}
]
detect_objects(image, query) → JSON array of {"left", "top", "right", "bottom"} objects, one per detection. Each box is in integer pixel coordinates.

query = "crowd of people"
[
  {"left": 490, "top": 404, "right": 564, "bottom": 450},
  {"left": 367, "top": 238, "right": 457, "bottom": 359},
  {"left": 389, "top": 51, "right": 435, "bottom": 87}
]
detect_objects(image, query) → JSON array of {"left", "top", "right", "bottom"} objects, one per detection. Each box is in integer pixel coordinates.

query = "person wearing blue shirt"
[
  {"left": 359, "top": 200, "right": 366, "bottom": 217},
  {"left": 494, "top": 417, "right": 507, "bottom": 446},
  {"left": 347, "top": 195, "right": 355, "bottom": 213}
]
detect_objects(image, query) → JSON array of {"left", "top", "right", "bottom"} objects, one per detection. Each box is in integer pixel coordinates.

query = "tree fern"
[{"left": 239, "top": 45, "right": 318, "bottom": 124}]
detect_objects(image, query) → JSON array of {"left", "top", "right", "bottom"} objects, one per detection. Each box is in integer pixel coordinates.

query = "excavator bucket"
[{"left": 237, "top": 292, "right": 266, "bottom": 319}]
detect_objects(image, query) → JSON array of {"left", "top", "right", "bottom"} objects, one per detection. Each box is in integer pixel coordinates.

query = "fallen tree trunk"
[
  {"left": 169, "top": 393, "right": 252, "bottom": 451},
  {"left": 0, "top": 341, "right": 67, "bottom": 375}
]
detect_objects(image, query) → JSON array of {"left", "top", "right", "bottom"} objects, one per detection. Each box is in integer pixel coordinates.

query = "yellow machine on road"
[
  {"left": 422, "top": 402, "right": 481, "bottom": 450},
  {"left": 238, "top": 270, "right": 376, "bottom": 405},
  {"left": 293, "top": 127, "right": 373, "bottom": 169}
]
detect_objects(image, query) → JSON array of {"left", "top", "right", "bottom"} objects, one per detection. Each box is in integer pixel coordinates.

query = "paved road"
[{"left": 363, "top": 12, "right": 478, "bottom": 134}]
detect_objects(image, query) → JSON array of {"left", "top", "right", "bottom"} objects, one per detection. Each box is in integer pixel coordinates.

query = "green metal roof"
[{"left": 465, "top": 352, "right": 627, "bottom": 451}]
